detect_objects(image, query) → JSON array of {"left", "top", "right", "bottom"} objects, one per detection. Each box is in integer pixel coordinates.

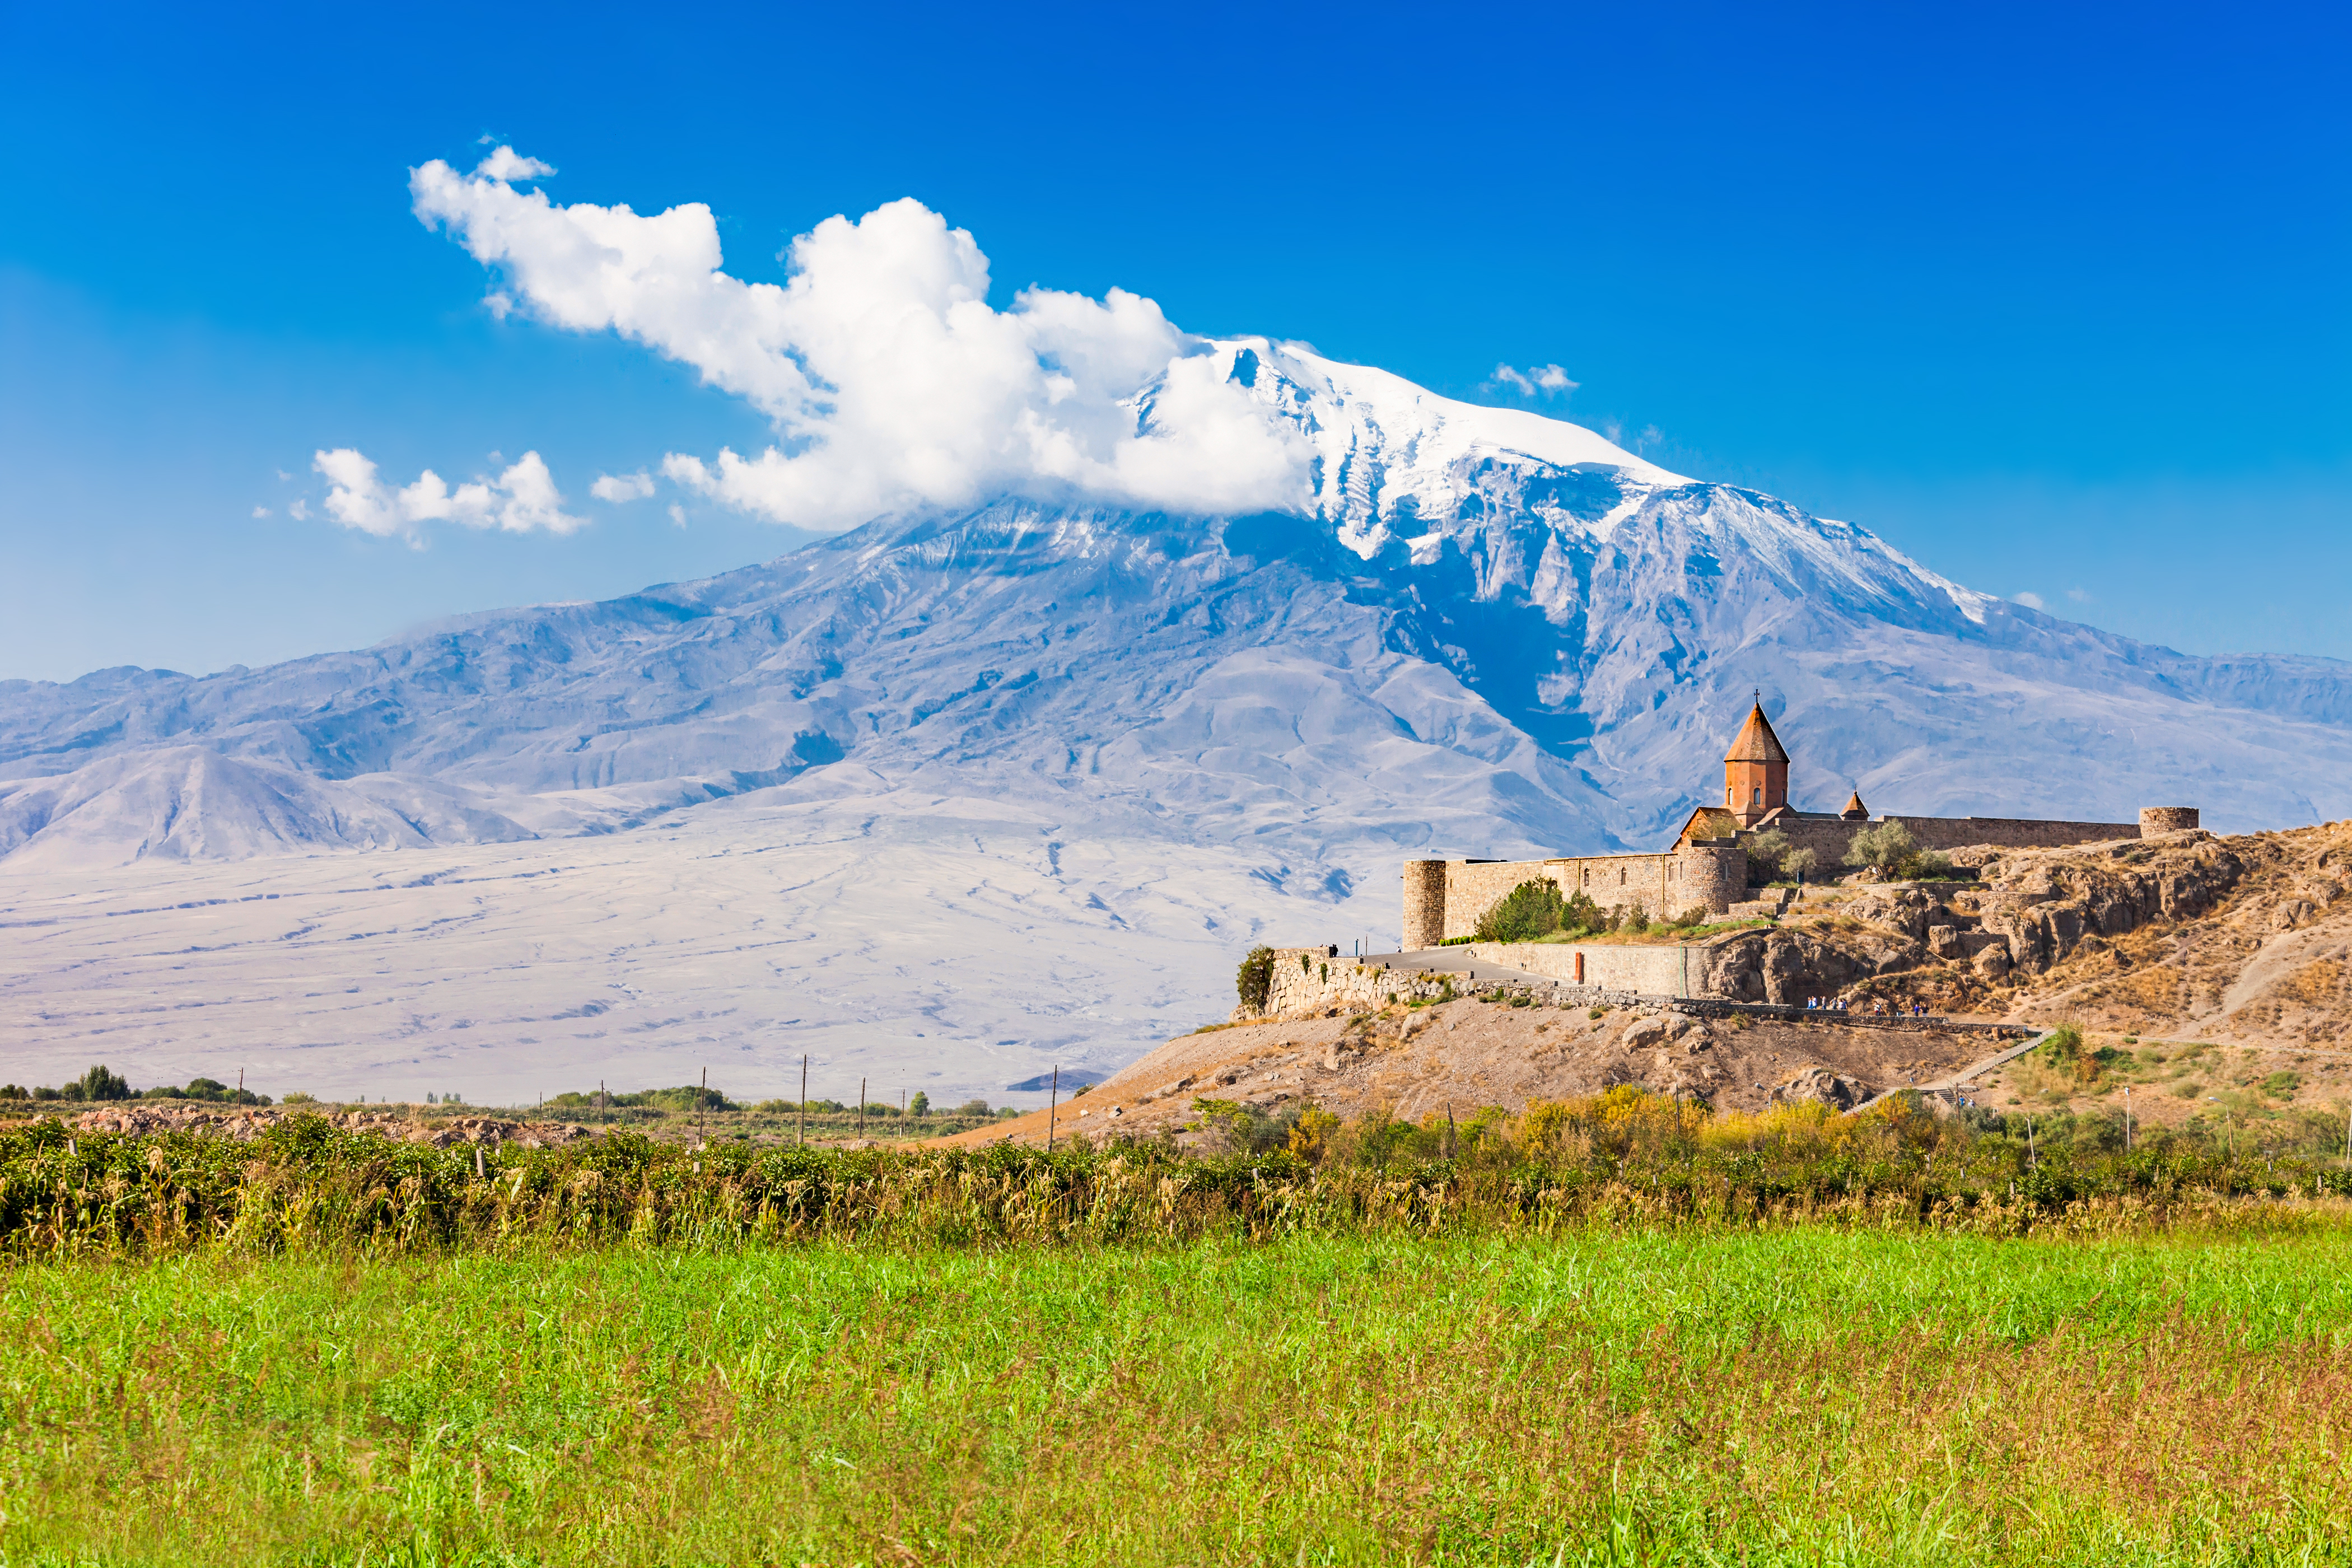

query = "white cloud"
[
  {"left": 591, "top": 470, "right": 657, "bottom": 503},
  {"left": 2014, "top": 591, "right": 2047, "bottom": 610},
  {"left": 2065, "top": 587, "right": 2092, "bottom": 604},
  {"left": 251, "top": 506, "right": 270, "bottom": 519},
  {"left": 474, "top": 146, "right": 554, "bottom": 183},
  {"left": 313, "top": 448, "right": 586, "bottom": 541},
  {"left": 1490, "top": 363, "right": 1578, "bottom": 398},
  {"left": 409, "top": 153, "right": 1308, "bottom": 530},
  {"left": 668, "top": 503, "right": 687, "bottom": 529}
]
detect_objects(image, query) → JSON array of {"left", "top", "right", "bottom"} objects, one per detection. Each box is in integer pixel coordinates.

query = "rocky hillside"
[
  {"left": 944, "top": 1000, "right": 2000, "bottom": 1149},
  {"left": 1704, "top": 822, "right": 2352, "bottom": 1045}
]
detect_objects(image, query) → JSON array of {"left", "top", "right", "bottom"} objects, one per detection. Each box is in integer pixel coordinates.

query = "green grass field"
[{"left": 8, "top": 1227, "right": 2352, "bottom": 1566}]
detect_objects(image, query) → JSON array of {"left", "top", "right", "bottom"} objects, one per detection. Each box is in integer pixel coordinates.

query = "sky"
[{"left": 2, "top": 0, "right": 2346, "bottom": 683}]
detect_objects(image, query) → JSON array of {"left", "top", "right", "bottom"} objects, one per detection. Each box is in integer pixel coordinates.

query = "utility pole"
[
  {"left": 599, "top": 1079, "right": 606, "bottom": 1127},
  {"left": 1046, "top": 1066, "right": 1059, "bottom": 1151},
  {"left": 2027, "top": 1116, "right": 2036, "bottom": 1172},
  {"left": 858, "top": 1077, "right": 867, "bottom": 1142},
  {"left": 799, "top": 1055, "right": 808, "bottom": 1148},
  {"left": 2124, "top": 1086, "right": 2131, "bottom": 1153}
]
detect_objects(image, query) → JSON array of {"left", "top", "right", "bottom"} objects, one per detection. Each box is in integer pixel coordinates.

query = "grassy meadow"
[
  {"left": 7, "top": 1228, "right": 2352, "bottom": 1565},
  {"left": 6, "top": 1084, "right": 2352, "bottom": 1564}
]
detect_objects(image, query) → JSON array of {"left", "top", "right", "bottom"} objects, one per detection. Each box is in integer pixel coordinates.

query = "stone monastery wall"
[
  {"left": 1402, "top": 844, "right": 1746, "bottom": 950},
  {"left": 1765, "top": 813, "right": 2144, "bottom": 866},
  {"left": 1387, "top": 694, "right": 2201, "bottom": 956}
]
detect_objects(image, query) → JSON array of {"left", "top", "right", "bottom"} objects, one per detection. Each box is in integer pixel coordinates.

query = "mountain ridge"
[{"left": 4, "top": 347, "right": 2351, "bottom": 876}]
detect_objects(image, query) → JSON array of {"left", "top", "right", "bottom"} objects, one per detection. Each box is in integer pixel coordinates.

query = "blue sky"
[{"left": 2, "top": 0, "right": 2345, "bottom": 682}]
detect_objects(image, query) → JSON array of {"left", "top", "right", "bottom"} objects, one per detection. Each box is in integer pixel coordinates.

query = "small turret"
[{"left": 1841, "top": 790, "right": 1869, "bottom": 821}]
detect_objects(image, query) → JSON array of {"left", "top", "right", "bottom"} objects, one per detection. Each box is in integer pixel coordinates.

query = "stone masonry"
[{"left": 1397, "top": 701, "right": 2201, "bottom": 951}]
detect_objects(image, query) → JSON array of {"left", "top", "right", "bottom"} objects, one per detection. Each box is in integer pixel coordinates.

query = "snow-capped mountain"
[
  {"left": 3, "top": 351, "right": 2349, "bottom": 1100},
  {"left": 6, "top": 343, "right": 2351, "bottom": 864}
]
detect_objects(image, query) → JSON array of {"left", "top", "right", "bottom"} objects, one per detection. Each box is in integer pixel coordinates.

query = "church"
[{"left": 1397, "top": 701, "right": 2195, "bottom": 950}]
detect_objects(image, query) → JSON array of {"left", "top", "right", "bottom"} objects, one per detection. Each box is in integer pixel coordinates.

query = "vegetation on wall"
[{"left": 1235, "top": 944, "right": 1275, "bottom": 1010}]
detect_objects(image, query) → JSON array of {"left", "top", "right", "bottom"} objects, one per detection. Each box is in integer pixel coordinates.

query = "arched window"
[{"left": 1752, "top": 786, "right": 1761, "bottom": 805}]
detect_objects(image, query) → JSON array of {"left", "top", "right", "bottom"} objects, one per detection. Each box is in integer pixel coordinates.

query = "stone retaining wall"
[
  {"left": 1244, "top": 945, "right": 2031, "bottom": 1040},
  {"left": 1467, "top": 940, "right": 1701, "bottom": 996}
]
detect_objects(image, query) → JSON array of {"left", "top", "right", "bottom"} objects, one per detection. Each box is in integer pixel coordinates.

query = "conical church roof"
[
  {"left": 1724, "top": 702, "right": 1790, "bottom": 764},
  {"left": 1841, "top": 790, "right": 1869, "bottom": 820}
]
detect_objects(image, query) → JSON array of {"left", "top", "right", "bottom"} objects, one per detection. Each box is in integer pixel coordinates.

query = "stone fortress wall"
[
  {"left": 1403, "top": 806, "right": 2200, "bottom": 951},
  {"left": 1402, "top": 843, "right": 1747, "bottom": 950}
]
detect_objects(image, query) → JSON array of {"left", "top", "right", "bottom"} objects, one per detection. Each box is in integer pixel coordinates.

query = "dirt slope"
[{"left": 940, "top": 999, "right": 1999, "bottom": 1150}]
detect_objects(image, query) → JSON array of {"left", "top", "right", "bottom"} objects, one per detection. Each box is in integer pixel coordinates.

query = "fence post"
[{"left": 1046, "top": 1066, "right": 1059, "bottom": 1151}]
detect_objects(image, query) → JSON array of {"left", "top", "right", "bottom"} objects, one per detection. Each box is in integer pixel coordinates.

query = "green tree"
[
  {"left": 1474, "top": 879, "right": 1566, "bottom": 943},
  {"left": 1782, "top": 846, "right": 1821, "bottom": 882},
  {"left": 1845, "top": 820, "right": 1919, "bottom": 872},
  {"left": 1744, "top": 829, "right": 1791, "bottom": 883},
  {"left": 1235, "top": 945, "right": 1276, "bottom": 1011},
  {"left": 67, "top": 1064, "right": 132, "bottom": 1102},
  {"left": 909, "top": 1091, "right": 930, "bottom": 1119},
  {"left": 1561, "top": 889, "right": 1603, "bottom": 935}
]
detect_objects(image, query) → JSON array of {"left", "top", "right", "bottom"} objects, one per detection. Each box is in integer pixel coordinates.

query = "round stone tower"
[
  {"left": 2139, "top": 806, "right": 2200, "bottom": 836},
  {"left": 1401, "top": 859, "right": 1449, "bottom": 950}
]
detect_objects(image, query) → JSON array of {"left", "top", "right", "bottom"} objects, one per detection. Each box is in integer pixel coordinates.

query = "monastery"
[{"left": 1399, "top": 701, "right": 2199, "bottom": 950}]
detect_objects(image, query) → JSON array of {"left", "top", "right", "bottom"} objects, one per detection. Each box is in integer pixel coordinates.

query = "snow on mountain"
[{"left": 4, "top": 356, "right": 2350, "bottom": 1098}]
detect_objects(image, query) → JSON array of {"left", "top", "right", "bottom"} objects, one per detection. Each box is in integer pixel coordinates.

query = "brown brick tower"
[{"left": 1723, "top": 698, "right": 1790, "bottom": 827}]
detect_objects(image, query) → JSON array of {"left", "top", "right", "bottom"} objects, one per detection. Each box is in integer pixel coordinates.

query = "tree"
[
  {"left": 67, "top": 1064, "right": 132, "bottom": 1102},
  {"left": 1474, "top": 879, "right": 1566, "bottom": 943},
  {"left": 1782, "top": 846, "right": 1820, "bottom": 883},
  {"left": 1561, "top": 889, "right": 1603, "bottom": 935},
  {"left": 1236, "top": 945, "right": 1275, "bottom": 1011},
  {"left": 909, "top": 1091, "right": 930, "bottom": 1119},
  {"left": 1744, "top": 829, "right": 1792, "bottom": 884},
  {"left": 1845, "top": 820, "right": 1918, "bottom": 872}
]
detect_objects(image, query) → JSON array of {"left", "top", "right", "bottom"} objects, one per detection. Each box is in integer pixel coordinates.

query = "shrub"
[
  {"left": 1622, "top": 903, "right": 1650, "bottom": 935},
  {"left": 1474, "top": 880, "right": 1566, "bottom": 943},
  {"left": 956, "top": 1099, "right": 992, "bottom": 1118},
  {"left": 1845, "top": 820, "right": 1919, "bottom": 872},
  {"left": 1896, "top": 849, "right": 1958, "bottom": 881},
  {"left": 1286, "top": 1105, "right": 1341, "bottom": 1161},
  {"left": 2037, "top": 1025, "right": 2120, "bottom": 1086},
  {"left": 1236, "top": 945, "right": 1275, "bottom": 1011},
  {"left": 280, "top": 1091, "right": 316, "bottom": 1105}
]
